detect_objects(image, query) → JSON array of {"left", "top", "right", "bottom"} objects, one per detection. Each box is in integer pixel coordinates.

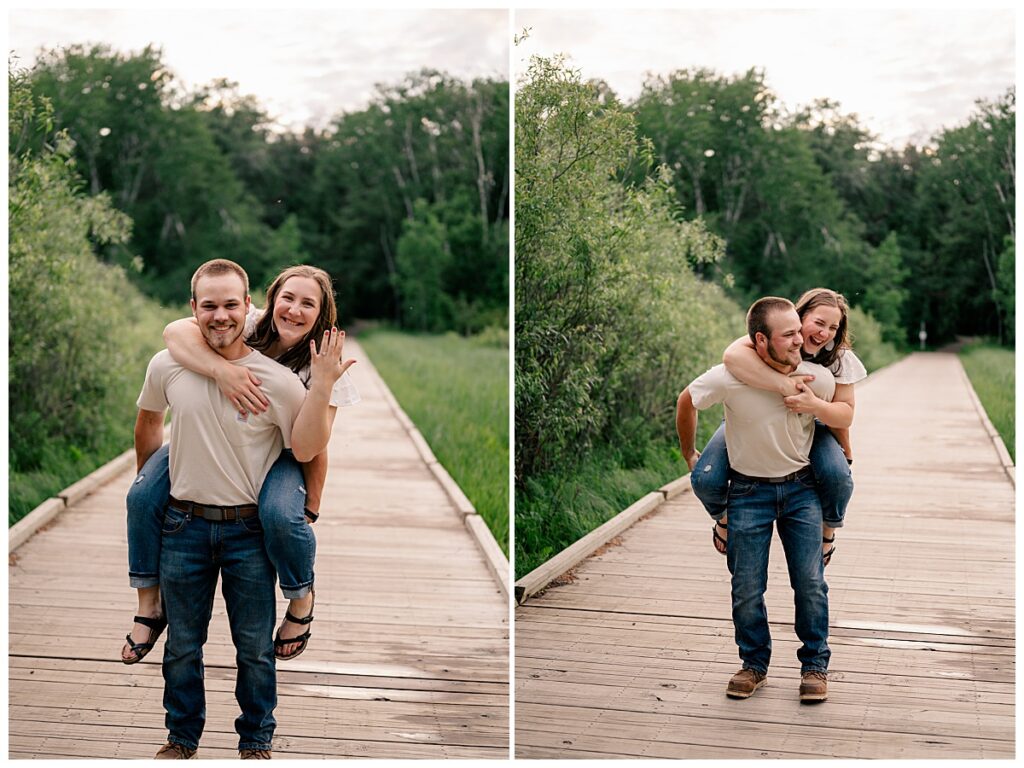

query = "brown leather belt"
[
  {"left": 729, "top": 466, "right": 815, "bottom": 485},
  {"left": 168, "top": 496, "right": 258, "bottom": 521}
]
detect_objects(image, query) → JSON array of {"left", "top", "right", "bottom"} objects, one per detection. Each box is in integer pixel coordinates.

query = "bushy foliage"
[
  {"left": 9, "top": 67, "right": 176, "bottom": 482},
  {"left": 846, "top": 307, "right": 901, "bottom": 373},
  {"left": 515, "top": 56, "right": 744, "bottom": 484}
]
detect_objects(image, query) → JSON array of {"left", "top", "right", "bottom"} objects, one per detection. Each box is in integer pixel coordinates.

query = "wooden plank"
[{"left": 465, "top": 513, "right": 511, "bottom": 600}]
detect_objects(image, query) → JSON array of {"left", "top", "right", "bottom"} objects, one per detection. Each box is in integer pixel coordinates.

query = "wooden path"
[
  {"left": 515, "top": 352, "right": 1014, "bottom": 759},
  {"left": 9, "top": 338, "right": 509, "bottom": 759}
]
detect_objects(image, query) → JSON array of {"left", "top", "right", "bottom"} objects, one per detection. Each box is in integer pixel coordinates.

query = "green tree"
[
  {"left": 393, "top": 200, "right": 453, "bottom": 332},
  {"left": 27, "top": 44, "right": 279, "bottom": 303}
]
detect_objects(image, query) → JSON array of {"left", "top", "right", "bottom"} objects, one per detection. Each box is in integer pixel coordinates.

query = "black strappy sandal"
[
  {"left": 712, "top": 520, "right": 728, "bottom": 556},
  {"left": 822, "top": 534, "right": 836, "bottom": 567},
  {"left": 275, "top": 590, "right": 315, "bottom": 661},
  {"left": 122, "top": 614, "right": 168, "bottom": 664}
]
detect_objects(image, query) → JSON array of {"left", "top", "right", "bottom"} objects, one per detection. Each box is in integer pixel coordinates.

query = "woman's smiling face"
[
  {"left": 801, "top": 305, "right": 842, "bottom": 357},
  {"left": 273, "top": 276, "right": 322, "bottom": 349}
]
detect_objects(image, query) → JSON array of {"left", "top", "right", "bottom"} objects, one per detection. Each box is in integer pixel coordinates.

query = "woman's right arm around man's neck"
[
  {"left": 723, "top": 335, "right": 803, "bottom": 397},
  {"left": 163, "top": 317, "right": 269, "bottom": 415}
]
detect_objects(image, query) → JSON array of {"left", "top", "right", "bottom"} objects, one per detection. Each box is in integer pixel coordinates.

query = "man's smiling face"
[{"left": 191, "top": 273, "right": 250, "bottom": 354}]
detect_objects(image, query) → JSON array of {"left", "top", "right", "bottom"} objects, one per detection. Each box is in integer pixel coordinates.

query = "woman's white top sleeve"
[{"left": 831, "top": 349, "right": 867, "bottom": 385}]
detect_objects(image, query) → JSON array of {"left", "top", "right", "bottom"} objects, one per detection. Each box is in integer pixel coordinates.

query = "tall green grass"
[
  {"left": 959, "top": 341, "right": 1015, "bottom": 462},
  {"left": 359, "top": 327, "right": 509, "bottom": 554},
  {"left": 515, "top": 404, "right": 723, "bottom": 579}
]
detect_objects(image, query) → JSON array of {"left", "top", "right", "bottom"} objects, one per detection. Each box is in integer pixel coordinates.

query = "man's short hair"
[
  {"left": 190, "top": 259, "right": 249, "bottom": 301},
  {"left": 747, "top": 297, "right": 796, "bottom": 342}
]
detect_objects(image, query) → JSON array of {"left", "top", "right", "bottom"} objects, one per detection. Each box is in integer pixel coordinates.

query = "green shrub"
[{"left": 847, "top": 306, "right": 903, "bottom": 373}]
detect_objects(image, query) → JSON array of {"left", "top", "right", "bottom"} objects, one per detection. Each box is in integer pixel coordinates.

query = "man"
[
  {"left": 675, "top": 297, "right": 837, "bottom": 703},
  {"left": 136, "top": 259, "right": 328, "bottom": 758}
]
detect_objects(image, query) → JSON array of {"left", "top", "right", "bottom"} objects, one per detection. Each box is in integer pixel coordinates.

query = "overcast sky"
[
  {"left": 515, "top": 8, "right": 1015, "bottom": 148},
  {"left": 9, "top": 8, "right": 510, "bottom": 132}
]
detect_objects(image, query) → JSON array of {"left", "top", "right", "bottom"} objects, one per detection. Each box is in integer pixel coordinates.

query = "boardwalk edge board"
[
  {"left": 368, "top": 350, "right": 510, "bottom": 597},
  {"left": 956, "top": 355, "right": 1015, "bottom": 486},
  {"left": 9, "top": 448, "right": 136, "bottom": 554},
  {"left": 515, "top": 488, "right": 677, "bottom": 605}
]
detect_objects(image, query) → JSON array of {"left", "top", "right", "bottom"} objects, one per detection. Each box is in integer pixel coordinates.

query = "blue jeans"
[
  {"left": 159, "top": 505, "right": 276, "bottom": 751},
  {"left": 690, "top": 421, "right": 853, "bottom": 527},
  {"left": 126, "top": 446, "right": 315, "bottom": 598},
  {"left": 727, "top": 474, "right": 830, "bottom": 674}
]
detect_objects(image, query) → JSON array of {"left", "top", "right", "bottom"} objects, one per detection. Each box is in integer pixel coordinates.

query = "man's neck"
[
  {"left": 216, "top": 341, "right": 252, "bottom": 362},
  {"left": 758, "top": 352, "right": 796, "bottom": 376}
]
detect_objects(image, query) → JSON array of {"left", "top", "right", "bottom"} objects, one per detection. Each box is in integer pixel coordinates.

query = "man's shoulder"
[{"left": 146, "top": 349, "right": 178, "bottom": 377}]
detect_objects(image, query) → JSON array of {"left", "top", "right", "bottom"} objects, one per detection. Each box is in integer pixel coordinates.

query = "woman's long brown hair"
[{"left": 249, "top": 265, "right": 338, "bottom": 381}]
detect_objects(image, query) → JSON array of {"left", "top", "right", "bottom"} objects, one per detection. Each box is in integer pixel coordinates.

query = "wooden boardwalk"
[
  {"left": 9, "top": 339, "right": 509, "bottom": 759},
  {"left": 515, "top": 352, "right": 1014, "bottom": 759}
]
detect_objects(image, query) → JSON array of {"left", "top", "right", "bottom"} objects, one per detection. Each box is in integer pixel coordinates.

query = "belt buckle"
[{"left": 202, "top": 505, "right": 227, "bottom": 522}]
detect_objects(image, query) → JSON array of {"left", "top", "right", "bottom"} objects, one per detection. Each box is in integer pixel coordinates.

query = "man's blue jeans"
[
  {"left": 127, "top": 445, "right": 315, "bottom": 598},
  {"left": 159, "top": 505, "right": 277, "bottom": 752},
  {"left": 691, "top": 421, "right": 853, "bottom": 527},
  {"left": 726, "top": 472, "right": 830, "bottom": 674}
]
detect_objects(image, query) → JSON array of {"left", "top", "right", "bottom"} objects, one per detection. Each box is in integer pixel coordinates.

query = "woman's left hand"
[
  {"left": 783, "top": 382, "right": 821, "bottom": 415},
  {"left": 309, "top": 328, "right": 357, "bottom": 388}
]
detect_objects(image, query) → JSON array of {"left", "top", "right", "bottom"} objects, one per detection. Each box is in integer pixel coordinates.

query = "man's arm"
[
  {"left": 164, "top": 317, "right": 268, "bottom": 415},
  {"left": 134, "top": 409, "right": 166, "bottom": 472},
  {"left": 676, "top": 387, "right": 701, "bottom": 472}
]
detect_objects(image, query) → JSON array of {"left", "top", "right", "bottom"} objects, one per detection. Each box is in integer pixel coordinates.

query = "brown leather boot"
[
  {"left": 239, "top": 748, "right": 273, "bottom": 759},
  {"left": 726, "top": 667, "right": 767, "bottom": 698},
  {"left": 800, "top": 670, "right": 828, "bottom": 702},
  {"left": 154, "top": 742, "right": 197, "bottom": 759}
]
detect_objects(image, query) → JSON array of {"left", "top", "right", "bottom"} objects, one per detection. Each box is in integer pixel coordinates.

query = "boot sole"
[
  {"left": 726, "top": 678, "right": 767, "bottom": 698},
  {"left": 800, "top": 691, "right": 828, "bottom": 702}
]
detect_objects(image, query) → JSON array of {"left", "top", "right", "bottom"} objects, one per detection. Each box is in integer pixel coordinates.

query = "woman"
[
  {"left": 690, "top": 288, "right": 865, "bottom": 565},
  {"left": 122, "top": 265, "right": 359, "bottom": 664}
]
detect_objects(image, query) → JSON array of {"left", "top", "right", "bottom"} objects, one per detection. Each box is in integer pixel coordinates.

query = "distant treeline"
[
  {"left": 22, "top": 44, "right": 510, "bottom": 333},
  {"left": 626, "top": 67, "right": 1015, "bottom": 347}
]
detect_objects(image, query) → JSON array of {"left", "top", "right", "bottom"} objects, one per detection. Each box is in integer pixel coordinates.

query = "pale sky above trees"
[
  {"left": 10, "top": 8, "right": 509, "bottom": 133},
  {"left": 515, "top": 8, "right": 1015, "bottom": 149}
]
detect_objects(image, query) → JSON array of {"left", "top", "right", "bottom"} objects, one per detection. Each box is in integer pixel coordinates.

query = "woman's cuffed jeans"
[{"left": 126, "top": 447, "right": 314, "bottom": 598}]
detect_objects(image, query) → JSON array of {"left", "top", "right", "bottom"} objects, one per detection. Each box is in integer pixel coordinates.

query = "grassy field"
[
  {"left": 959, "top": 341, "right": 1015, "bottom": 462},
  {"left": 359, "top": 327, "right": 509, "bottom": 554}
]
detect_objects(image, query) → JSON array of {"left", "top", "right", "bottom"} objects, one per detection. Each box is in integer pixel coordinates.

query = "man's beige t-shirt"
[
  {"left": 689, "top": 361, "right": 836, "bottom": 478},
  {"left": 137, "top": 348, "right": 307, "bottom": 505}
]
